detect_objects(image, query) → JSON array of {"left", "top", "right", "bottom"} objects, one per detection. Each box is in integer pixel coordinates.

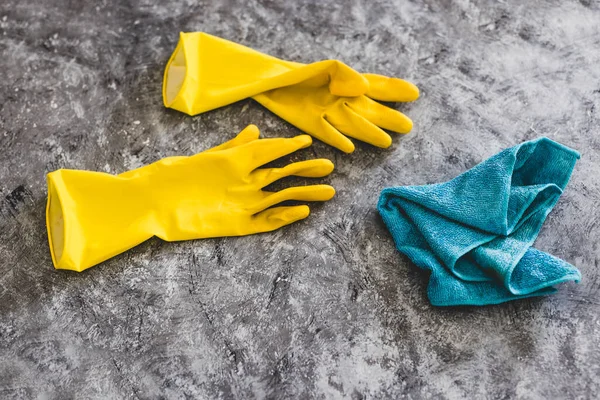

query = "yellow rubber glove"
[
  {"left": 46, "top": 125, "right": 335, "bottom": 272},
  {"left": 163, "top": 32, "right": 368, "bottom": 114},
  {"left": 163, "top": 32, "right": 419, "bottom": 153}
]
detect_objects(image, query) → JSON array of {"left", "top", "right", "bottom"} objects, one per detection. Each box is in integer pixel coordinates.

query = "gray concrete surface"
[{"left": 1, "top": 0, "right": 599, "bottom": 398}]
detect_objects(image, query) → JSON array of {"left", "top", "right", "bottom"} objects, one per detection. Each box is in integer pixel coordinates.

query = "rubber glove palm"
[
  {"left": 163, "top": 32, "right": 419, "bottom": 153},
  {"left": 46, "top": 125, "right": 335, "bottom": 272}
]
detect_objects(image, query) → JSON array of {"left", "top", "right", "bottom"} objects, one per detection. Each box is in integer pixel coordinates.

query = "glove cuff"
[{"left": 46, "top": 170, "right": 154, "bottom": 272}]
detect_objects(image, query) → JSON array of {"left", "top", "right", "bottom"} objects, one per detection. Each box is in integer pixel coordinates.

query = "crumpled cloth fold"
[{"left": 378, "top": 137, "right": 581, "bottom": 306}]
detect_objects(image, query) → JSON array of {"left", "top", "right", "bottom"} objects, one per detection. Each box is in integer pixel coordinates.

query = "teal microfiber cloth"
[{"left": 377, "top": 137, "right": 582, "bottom": 306}]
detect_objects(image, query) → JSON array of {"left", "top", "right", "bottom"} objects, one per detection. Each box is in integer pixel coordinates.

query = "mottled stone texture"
[{"left": 0, "top": 0, "right": 599, "bottom": 398}]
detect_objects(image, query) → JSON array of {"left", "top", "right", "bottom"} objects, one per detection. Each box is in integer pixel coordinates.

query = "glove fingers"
[
  {"left": 248, "top": 184, "right": 335, "bottom": 214},
  {"left": 326, "top": 104, "right": 393, "bottom": 148},
  {"left": 255, "top": 91, "right": 356, "bottom": 153},
  {"left": 347, "top": 97, "right": 413, "bottom": 134},
  {"left": 315, "top": 118, "right": 356, "bottom": 153},
  {"left": 363, "top": 73, "right": 420, "bottom": 102},
  {"left": 250, "top": 159, "right": 334, "bottom": 188},
  {"left": 238, "top": 135, "right": 313, "bottom": 170},
  {"left": 251, "top": 205, "right": 311, "bottom": 233}
]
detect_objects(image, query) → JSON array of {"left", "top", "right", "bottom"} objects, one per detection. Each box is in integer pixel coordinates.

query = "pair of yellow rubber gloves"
[{"left": 47, "top": 33, "right": 419, "bottom": 272}]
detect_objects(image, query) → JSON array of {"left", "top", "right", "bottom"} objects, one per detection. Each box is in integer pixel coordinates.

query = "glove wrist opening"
[
  {"left": 46, "top": 175, "right": 67, "bottom": 268},
  {"left": 163, "top": 38, "right": 187, "bottom": 107}
]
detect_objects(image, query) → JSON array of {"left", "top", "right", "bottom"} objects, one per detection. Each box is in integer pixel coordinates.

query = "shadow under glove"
[
  {"left": 163, "top": 32, "right": 419, "bottom": 153},
  {"left": 377, "top": 137, "right": 581, "bottom": 306},
  {"left": 46, "top": 125, "right": 335, "bottom": 272}
]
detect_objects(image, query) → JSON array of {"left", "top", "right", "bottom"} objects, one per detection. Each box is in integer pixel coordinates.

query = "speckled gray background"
[{"left": 1, "top": 0, "right": 599, "bottom": 398}]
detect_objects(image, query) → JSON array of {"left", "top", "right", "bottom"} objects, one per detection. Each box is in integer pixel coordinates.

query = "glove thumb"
[{"left": 327, "top": 60, "right": 369, "bottom": 97}]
